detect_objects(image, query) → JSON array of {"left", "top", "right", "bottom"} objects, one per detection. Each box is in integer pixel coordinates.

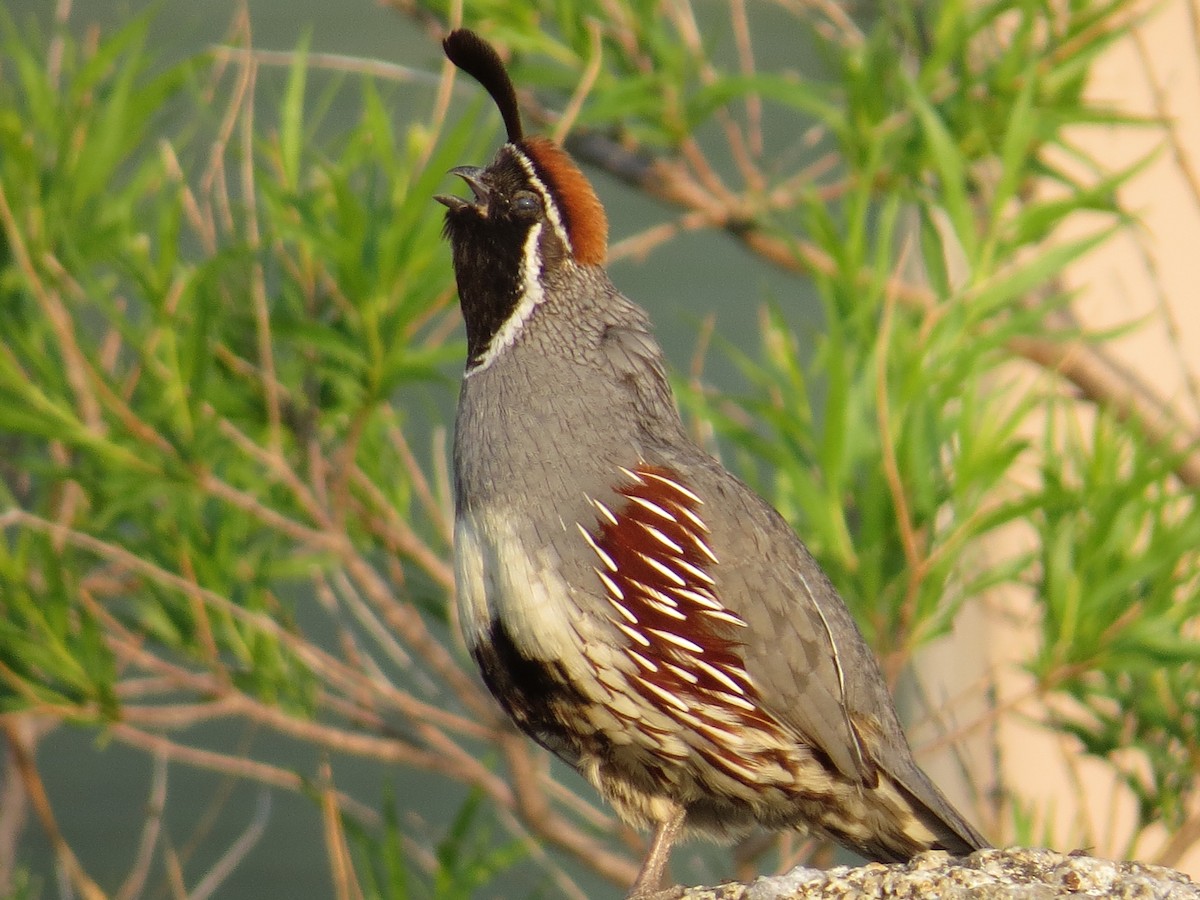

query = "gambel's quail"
[{"left": 436, "top": 28, "right": 989, "bottom": 898}]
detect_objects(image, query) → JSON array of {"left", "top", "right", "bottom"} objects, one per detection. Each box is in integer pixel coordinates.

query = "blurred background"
[
  {"left": 2, "top": 3, "right": 820, "bottom": 897},
  {"left": 2, "top": 0, "right": 1199, "bottom": 897}
]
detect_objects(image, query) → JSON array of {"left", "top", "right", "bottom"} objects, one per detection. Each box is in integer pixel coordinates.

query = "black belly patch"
[{"left": 473, "top": 618, "right": 587, "bottom": 760}]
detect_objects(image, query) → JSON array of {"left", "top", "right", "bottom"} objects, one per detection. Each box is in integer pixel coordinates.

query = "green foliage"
[
  {"left": 0, "top": 868, "right": 40, "bottom": 900},
  {"left": 1033, "top": 411, "right": 1200, "bottom": 833},
  {"left": 681, "top": 0, "right": 1124, "bottom": 647},
  {"left": 350, "top": 791, "right": 527, "bottom": 900},
  {"left": 0, "top": 10, "right": 467, "bottom": 715}
]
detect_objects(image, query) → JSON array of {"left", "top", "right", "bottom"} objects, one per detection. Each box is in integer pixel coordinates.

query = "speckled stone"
[{"left": 676, "top": 848, "right": 1200, "bottom": 899}]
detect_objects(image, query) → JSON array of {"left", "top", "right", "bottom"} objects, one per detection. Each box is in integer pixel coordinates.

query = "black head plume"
[
  {"left": 443, "top": 29, "right": 524, "bottom": 144},
  {"left": 438, "top": 28, "right": 608, "bottom": 267}
]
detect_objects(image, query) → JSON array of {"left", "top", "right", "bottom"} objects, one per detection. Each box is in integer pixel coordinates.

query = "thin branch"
[
  {"left": 768, "top": 0, "right": 864, "bottom": 47},
  {"left": 109, "top": 723, "right": 379, "bottom": 825},
  {"left": 338, "top": 549, "right": 493, "bottom": 719},
  {"left": 45, "top": 0, "right": 72, "bottom": 87},
  {"left": 500, "top": 733, "right": 640, "bottom": 888},
  {"left": 494, "top": 804, "right": 590, "bottom": 900},
  {"left": 1127, "top": 28, "right": 1200, "bottom": 423},
  {"left": 201, "top": 9, "right": 253, "bottom": 235},
  {"left": 188, "top": 790, "right": 271, "bottom": 900},
  {"left": 729, "top": 0, "right": 763, "bottom": 159},
  {"left": 115, "top": 753, "right": 169, "bottom": 900},
  {"left": 1129, "top": 28, "right": 1200, "bottom": 216},
  {"left": 1, "top": 716, "right": 107, "bottom": 900},
  {"left": 566, "top": 134, "right": 1200, "bottom": 488},
  {"left": 208, "top": 45, "right": 446, "bottom": 85},
  {"left": 874, "top": 242, "right": 926, "bottom": 662},
  {"left": 0, "top": 182, "right": 103, "bottom": 434},
  {"left": 349, "top": 467, "right": 455, "bottom": 589},
  {"left": 382, "top": 412, "right": 453, "bottom": 546},
  {"left": 1007, "top": 334, "right": 1200, "bottom": 486},
  {"left": 552, "top": 21, "right": 603, "bottom": 145},
  {"left": 319, "top": 761, "right": 364, "bottom": 900},
  {"left": 1156, "top": 811, "right": 1200, "bottom": 868}
]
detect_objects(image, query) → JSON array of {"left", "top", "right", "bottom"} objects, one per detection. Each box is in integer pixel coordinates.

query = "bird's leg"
[{"left": 626, "top": 804, "right": 687, "bottom": 900}]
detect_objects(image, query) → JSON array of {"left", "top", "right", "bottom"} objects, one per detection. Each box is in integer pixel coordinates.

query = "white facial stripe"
[
  {"left": 512, "top": 150, "right": 573, "bottom": 254},
  {"left": 466, "top": 221, "right": 544, "bottom": 377}
]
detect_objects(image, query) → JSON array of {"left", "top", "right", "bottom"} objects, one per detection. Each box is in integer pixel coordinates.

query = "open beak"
[{"left": 435, "top": 166, "right": 489, "bottom": 211}]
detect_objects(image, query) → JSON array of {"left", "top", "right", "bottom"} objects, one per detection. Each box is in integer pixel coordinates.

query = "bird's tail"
[{"left": 849, "top": 768, "right": 990, "bottom": 863}]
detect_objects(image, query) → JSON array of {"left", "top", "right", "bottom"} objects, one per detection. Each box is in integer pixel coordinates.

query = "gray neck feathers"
[{"left": 454, "top": 265, "right": 684, "bottom": 512}]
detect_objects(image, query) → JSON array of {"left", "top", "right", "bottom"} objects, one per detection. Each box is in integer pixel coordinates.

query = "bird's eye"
[{"left": 512, "top": 192, "right": 542, "bottom": 217}]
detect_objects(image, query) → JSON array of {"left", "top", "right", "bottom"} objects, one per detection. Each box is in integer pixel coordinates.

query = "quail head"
[{"left": 436, "top": 28, "right": 989, "bottom": 898}]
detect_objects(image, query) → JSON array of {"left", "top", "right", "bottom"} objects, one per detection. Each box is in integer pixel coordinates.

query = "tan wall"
[{"left": 998, "top": 0, "right": 1200, "bottom": 874}]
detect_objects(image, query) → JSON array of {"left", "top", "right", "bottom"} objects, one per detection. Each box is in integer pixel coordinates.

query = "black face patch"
[
  {"left": 442, "top": 207, "right": 532, "bottom": 366},
  {"left": 441, "top": 147, "right": 571, "bottom": 369}
]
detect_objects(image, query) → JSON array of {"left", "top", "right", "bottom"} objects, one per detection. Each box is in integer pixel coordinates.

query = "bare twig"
[
  {"left": 768, "top": 0, "right": 864, "bottom": 46},
  {"left": 188, "top": 790, "right": 271, "bottom": 900},
  {"left": 319, "top": 761, "right": 364, "bottom": 900},
  {"left": 565, "top": 134, "right": 1200, "bottom": 487},
  {"left": 46, "top": 0, "right": 73, "bottom": 87},
  {"left": 552, "top": 21, "right": 603, "bottom": 144},
  {"left": 115, "top": 753, "right": 169, "bottom": 900},
  {"left": 109, "top": 723, "right": 378, "bottom": 825},
  {"left": 1, "top": 716, "right": 107, "bottom": 900},
  {"left": 494, "top": 804, "right": 590, "bottom": 900},
  {"left": 0, "top": 716, "right": 54, "bottom": 893},
  {"left": 208, "top": 46, "right": 446, "bottom": 85},
  {"left": 1156, "top": 811, "right": 1200, "bottom": 868},
  {"left": 1127, "top": 28, "right": 1200, "bottom": 423},
  {"left": 0, "top": 182, "right": 103, "bottom": 434},
  {"left": 729, "top": 0, "right": 764, "bottom": 158},
  {"left": 874, "top": 242, "right": 926, "bottom": 666},
  {"left": 500, "top": 733, "right": 639, "bottom": 887}
]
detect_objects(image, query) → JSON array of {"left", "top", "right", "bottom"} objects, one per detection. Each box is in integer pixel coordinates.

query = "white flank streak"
[
  {"left": 618, "top": 465, "right": 643, "bottom": 484},
  {"left": 466, "top": 222, "right": 545, "bottom": 377},
  {"left": 643, "top": 596, "right": 687, "bottom": 621},
  {"left": 676, "top": 558, "right": 716, "bottom": 586},
  {"left": 636, "top": 676, "right": 689, "bottom": 712},
  {"left": 627, "top": 649, "right": 659, "bottom": 672},
  {"left": 629, "top": 495, "right": 677, "bottom": 522},
  {"left": 702, "top": 608, "right": 748, "bottom": 628},
  {"left": 590, "top": 498, "right": 619, "bottom": 526},
  {"left": 707, "top": 751, "right": 762, "bottom": 781},
  {"left": 577, "top": 523, "right": 617, "bottom": 571},
  {"left": 694, "top": 658, "right": 746, "bottom": 694},
  {"left": 639, "top": 553, "right": 686, "bottom": 586},
  {"left": 664, "top": 661, "right": 699, "bottom": 684},
  {"left": 595, "top": 568, "right": 625, "bottom": 600},
  {"left": 513, "top": 150, "right": 573, "bottom": 252},
  {"left": 641, "top": 585, "right": 679, "bottom": 608},
  {"left": 647, "top": 628, "right": 704, "bottom": 654},
  {"left": 615, "top": 621, "right": 651, "bottom": 647},
  {"left": 640, "top": 522, "right": 683, "bottom": 553},
  {"left": 691, "top": 717, "right": 741, "bottom": 744},
  {"left": 607, "top": 596, "right": 638, "bottom": 624},
  {"left": 669, "top": 706, "right": 703, "bottom": 727},
  {"left": 676, "top": 505, "right": 709, "bottom": 533},
  {"left": 689, "top": 534, "right": 720, "bottom": 564},
  {"left": 642, "top": 471, "right": 703, "bottom": 504},
  {"left": 717, "top": 690, "right": 757, "bottom": 712},
  {"left": 671, "top": 586, "right": 723, "bottom": 611}
]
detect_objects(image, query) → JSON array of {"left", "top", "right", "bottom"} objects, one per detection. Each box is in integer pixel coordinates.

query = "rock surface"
[{"left": 677, "top": 848, "right": 1200, "bottom": 899}]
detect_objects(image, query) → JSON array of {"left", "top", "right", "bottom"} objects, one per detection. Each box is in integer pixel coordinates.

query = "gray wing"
[
  {"left": 682, "top": 454, "right": 877, "bottom": 782},
  {"left": 670, "top": 450, "right": 989, "bottom": 852}
]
